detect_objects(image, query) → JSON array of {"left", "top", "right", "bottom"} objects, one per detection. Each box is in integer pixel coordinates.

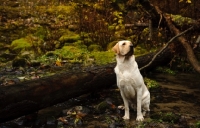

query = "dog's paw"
[
  {"left": 142, "top": 111, "right": 146, "bottom": 116},
  {"left": 118, "top": 105, "right": 125, "bottom": 110},
  {"left": 122, "top": 116, "right": 130, "bottom": 120},
  {"left": 136, "top": 115, "right": 144, "bottom": 121}
]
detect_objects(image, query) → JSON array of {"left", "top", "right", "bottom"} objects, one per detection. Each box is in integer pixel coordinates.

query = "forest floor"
[{"left": 1, "top": 72, "right": 200, "bottom": 128}]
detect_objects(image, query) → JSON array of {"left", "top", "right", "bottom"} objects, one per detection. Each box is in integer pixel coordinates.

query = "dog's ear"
[{"left": 112, "top": 43, "right": 120, "bottom": 54}]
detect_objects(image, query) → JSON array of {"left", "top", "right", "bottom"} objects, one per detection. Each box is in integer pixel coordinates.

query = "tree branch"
[
  {"left": 153, "top": 5, "right": 200, "bottom": 73},
  {"left": 139, "top": 26, "right": 193, "bottom": 70}
]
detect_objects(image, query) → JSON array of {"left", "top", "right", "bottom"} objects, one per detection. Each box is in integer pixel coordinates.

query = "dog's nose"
[{"left": 130, "top": 44, "right": 133, "bottom": 47}]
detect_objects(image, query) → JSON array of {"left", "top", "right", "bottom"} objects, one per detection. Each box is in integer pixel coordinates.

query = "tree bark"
[{"left": 0, "top": 48, "right": 173, "bottom": 123}]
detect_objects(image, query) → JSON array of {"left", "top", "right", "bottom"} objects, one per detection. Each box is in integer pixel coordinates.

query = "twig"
[
  {"left": 139, "top": 26, "right": 193, "bottom": 70},
  {"left": 157, "top": 13, "right": 162, "bottom": 29}
]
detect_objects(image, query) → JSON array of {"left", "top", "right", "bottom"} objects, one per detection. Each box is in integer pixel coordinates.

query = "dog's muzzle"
[{"left": 125, "top": 45, "right": 134, "bottom": 57}]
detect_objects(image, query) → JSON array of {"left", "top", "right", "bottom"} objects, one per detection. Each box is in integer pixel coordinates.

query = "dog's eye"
[{"left": 122, "top": 43, "right": 126, "bottom": 45}]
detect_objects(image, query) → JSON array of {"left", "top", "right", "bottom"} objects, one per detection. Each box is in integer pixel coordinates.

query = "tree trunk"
[{"left": 0, "top": 48, "right": 173, "bottom": 123}]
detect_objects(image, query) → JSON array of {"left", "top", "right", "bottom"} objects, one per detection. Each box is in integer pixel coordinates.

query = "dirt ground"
[{"left": 1, "top": 72, "right": 200, "bottom": 128}]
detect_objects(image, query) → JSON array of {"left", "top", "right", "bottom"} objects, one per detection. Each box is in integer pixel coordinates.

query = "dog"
[{"left": 112, "top": 40, "right": 150, "bottom": 121}]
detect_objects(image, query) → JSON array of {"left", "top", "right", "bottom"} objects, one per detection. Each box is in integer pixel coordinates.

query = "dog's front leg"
[
  {"left": 136, "top": 88, "right": 144, "bottom": 121},
  {"left": 120, "top": 91, "right": 130, "bottom": 120}
]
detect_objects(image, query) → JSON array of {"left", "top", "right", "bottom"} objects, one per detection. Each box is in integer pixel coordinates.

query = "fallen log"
[{"left": 0, "top": 48, "right": 173, "bottom": 123}]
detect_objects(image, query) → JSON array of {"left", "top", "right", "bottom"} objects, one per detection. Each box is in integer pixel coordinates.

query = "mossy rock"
[
  {"left": 12, "top": 58, "right": 27, "bottom": 67},
  {"left": 10, "top": 35, "right": 44, "bottom": 56},
  {"left": 20, "top": 51, "right": 36, "bottom": 60},
  {"left": 59, "top": 32, "right": 80, "bottom": 43},
  {"left": 0, "top": 52, "right": 16, "bottom": 62},
  {"left": 90, "top": 51, "right": 115, "bottom": 65},
  {"left": 10, "top": 38, "right": 32, "bottom": 53},
  {"left": 88, "top": 44, "right": 102, "bottom": 52},
  {"left": 82, "top": 38, "right": 93, "bottom": 46},
  {"left": 151, "top": 112, "right": 180, "bottom": 123},
  {"left": 45, "top": 5, "right": 76, "bottom": 15},
  {"left": 54, "top": 45, "right": 88, "bottom": 61}
]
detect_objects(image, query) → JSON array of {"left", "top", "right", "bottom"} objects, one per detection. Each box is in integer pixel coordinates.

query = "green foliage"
[
  {"left": 134, "top": 45, "right": 150, "bottom": 56},
  {"left": 113, "top": 11, "right": 124, "bottom": 30},
  {"left": 156, "top": 67, "right": 176, "bottom": 75},
  {"left": 196, "top": 121, "right": 200, "bottom": 128},
  {"left": 140, "top": 28, "right": 149, "bottom": 40},
  {"left": 144, "top": 78, "right": 159, "bottom": 89}
]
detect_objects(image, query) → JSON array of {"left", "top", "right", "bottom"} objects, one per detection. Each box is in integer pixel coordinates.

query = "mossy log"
[{"left": 0, "top": 47, "right": 173, "bottom": 123}]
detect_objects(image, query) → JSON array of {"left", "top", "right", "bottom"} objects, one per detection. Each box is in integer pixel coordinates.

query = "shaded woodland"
[{"left": 0, "top": 0, "right": 200, "bottom": 126}]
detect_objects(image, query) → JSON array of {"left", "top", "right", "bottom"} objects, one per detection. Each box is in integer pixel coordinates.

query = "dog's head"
[{"left": 112, "top": 40, "right": 134, "bottom": 56}]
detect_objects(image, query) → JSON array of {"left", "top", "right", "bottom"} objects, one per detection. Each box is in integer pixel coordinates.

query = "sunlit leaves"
[
  {"left": 179, "top": 0, "right": 192, "bottom": 3},
  {"left": 55, "top": 58, "right": 62, "bottom": 66}
]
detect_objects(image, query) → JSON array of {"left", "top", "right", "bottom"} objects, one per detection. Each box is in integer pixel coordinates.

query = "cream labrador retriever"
[{"left": 112, "top": 40, "right": 150, "bottom": 121}]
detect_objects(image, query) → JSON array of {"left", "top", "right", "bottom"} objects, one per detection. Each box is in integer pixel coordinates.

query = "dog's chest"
[{"left": 115, "top": 62, "right": 142, "bottom": 89}]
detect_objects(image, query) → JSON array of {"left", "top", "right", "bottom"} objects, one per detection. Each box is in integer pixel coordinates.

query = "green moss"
[
  {"left": 45, "top": 5, "right": 76, "bottom": 15},
  {"left": 88, "top": 44, "right": 102, "bottom": 52},
  {"left": 144, "top": 78, "right": 159, "bottom": 89},
  {"left": 73, "top": 41, "right": 88, "bottom": 49},
  {"left": 10, "top": 35, "right": 44, "bottom": 56},
  {"left": 39, "top": 42, "right": 115, "bottom": 65},
  {"left": 44, "top": 3, "right": 76, "bottom": 15},
  {"left": 171, "top": 14, "right": 195, "bottom": 26},
  {"left": 54, "top": 46, "right": 87, "bottom": 60},
  {"left": 10, "top": 38, "right": 32, "bottom": 52},
  {"left": 90, "top": 51, "right": 115, "bottom": 65},
  {"left": 156, "top": 67, "right": 176, "bottom": 75},
  {"left": 134, "top": 45, "right": 149, "bottom": 56},
  {"left": 151, "top": 112, "right": 180, "bottom": 123},
  {"left": 59, "top": 30, "right": 80, "bottom": 43},
  {"left": 34, "top": 27, "right": 48, "bottom": 40}
]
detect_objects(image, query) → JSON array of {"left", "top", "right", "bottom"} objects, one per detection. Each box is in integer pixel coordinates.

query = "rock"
[
  {"left": 12, "top": 58, "right": 27, "bottom": 68},
  {"left": 29, "top": 61, "right": 41, "bottom": 67},
  {"left": 0, "top": 53, "right": 16, "bottom": 62}
]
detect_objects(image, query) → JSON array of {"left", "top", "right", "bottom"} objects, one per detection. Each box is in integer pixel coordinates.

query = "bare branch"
[{"left": 140, "top": 26, "right": 193, "bottom": 70}]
